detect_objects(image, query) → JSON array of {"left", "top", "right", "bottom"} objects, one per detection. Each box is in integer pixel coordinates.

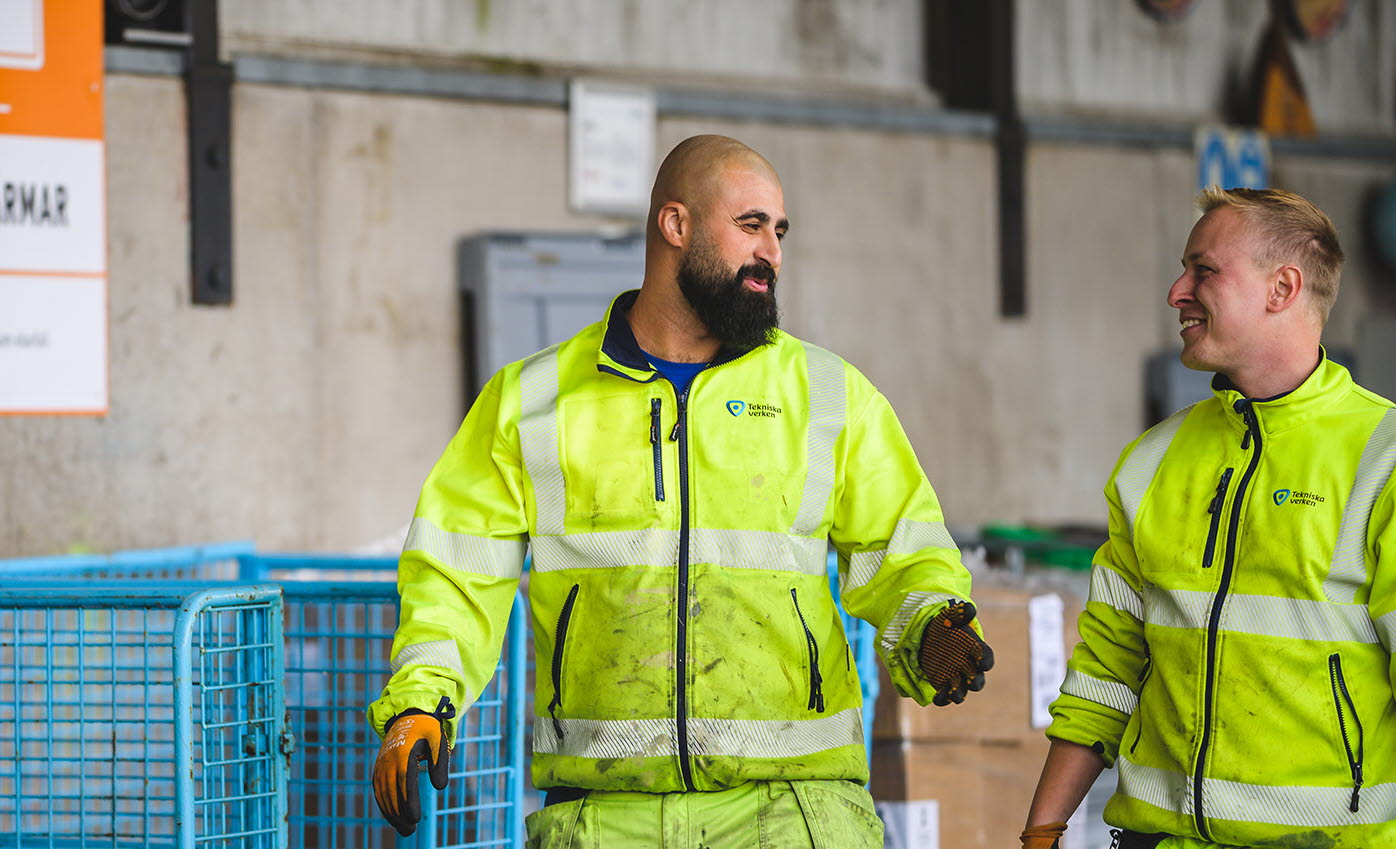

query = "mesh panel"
[
  {"left": 0, "top": 587, "right": 284, "bottom": 848},
  {"left": 279, "top": 582, "right": 525, "bottom": 849}
]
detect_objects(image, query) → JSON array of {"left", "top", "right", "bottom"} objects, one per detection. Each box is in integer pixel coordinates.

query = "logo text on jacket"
[
  {"left": 1273, "top": 488, "right": 1325, "bottom": 507},
  {"left": 726, "top": 399, "right": 781, "bottom": 419}
]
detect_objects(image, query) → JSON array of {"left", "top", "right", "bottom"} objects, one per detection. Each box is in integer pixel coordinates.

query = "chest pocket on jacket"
[
  {"left": 560, "top": 394, "right": 660, "bottom": 528},
  {"left": 1131, "top": 464, "right": 1233, "bottom": 589}
]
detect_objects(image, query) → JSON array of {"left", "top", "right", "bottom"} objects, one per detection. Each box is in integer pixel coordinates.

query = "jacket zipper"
[
  {"left": 790, "top": 589, "right": 826, "bottom": 712},
  {"left": 650, "top": 398, "right": 665, "bottom": 501},
  {"left": 1328, "top": 653, "right": 1365, "bottom": 812},
  {"left": 1201, "top": 468, "right": 1233, "bottom": 568},
  {"left": 1193, "top": 400, "right": 1260, "bottom": 841},
  {"left": 671, "top": 381, "right": 698, "bottom": 791},
  {"left": 547, "top": 583, "right": 581, "bottom": 741},
  {"left": 1129, "top": 654, "right": 1154, "bottom": 755}
]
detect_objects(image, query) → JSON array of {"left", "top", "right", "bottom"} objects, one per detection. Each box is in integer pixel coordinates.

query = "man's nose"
[
  {"left": 754, "top": 230, "right": 781, "bottom": 271},
  {"left": 1167, "top": 272, "right": 1191, "bottom": 309}
]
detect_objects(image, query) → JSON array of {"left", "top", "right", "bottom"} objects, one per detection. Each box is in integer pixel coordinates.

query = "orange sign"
[
  {"left": 0, "top": 0, "right": 103, "bottom": 139},
  {"left": 0, "top": 0, "right": 108, "bottom": 415}
]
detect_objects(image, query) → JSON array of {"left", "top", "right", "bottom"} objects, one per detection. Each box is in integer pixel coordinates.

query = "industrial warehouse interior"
[{"left": 2, "top": 2, "right": 1395, "bottom": 848}]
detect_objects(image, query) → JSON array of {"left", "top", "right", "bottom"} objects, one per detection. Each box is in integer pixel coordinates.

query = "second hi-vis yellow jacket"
[
  {"left": 1049, "top": 355, "right": 1396, "bottom": 848},
  {"left": 369, "top": 291, "right": 977, "bottom": 792}
]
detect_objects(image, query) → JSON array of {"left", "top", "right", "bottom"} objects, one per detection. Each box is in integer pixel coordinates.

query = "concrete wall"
[
  {"left": 221, "top": 0, "right": 929, "bottom": 101},
  {"left": 1018, "top": 0, "right": 1396, "bottom": 133}
]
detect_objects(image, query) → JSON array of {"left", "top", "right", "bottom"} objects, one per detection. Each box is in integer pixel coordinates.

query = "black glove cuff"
[{"left": 383, "top": 695, "right": 457, "bottom": 737}]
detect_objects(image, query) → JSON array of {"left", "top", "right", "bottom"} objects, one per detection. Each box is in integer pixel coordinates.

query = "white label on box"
[
  {"left": 876, "top": 799, "right": 938, "bottom": 849},
  {"left": 0, "top": 274, "right": 107, "bottom": 412},
  {"left": 1028, "top": 593, "right": 1066, "bottom": 728}
]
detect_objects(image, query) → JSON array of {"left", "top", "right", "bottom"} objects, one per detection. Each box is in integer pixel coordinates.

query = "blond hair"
[{"left": 1198, "top": 187, "right": 1344, "bottom": 322}]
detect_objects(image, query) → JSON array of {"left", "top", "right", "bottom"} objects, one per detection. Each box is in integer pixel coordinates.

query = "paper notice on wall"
[
  {"left": 1028, "top": 593, "right": 1066, "bottom": 728},
  {"left": 876, "top": 799, "right": 938, "bottom": 849},
  {"left": 568, "top": 79, "right": 655, "bottom": 215}
]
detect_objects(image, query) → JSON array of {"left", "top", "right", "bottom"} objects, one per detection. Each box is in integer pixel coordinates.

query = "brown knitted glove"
[
  {"left": 1020, "top": 821, "right": 1067, "bottom": 849},
  {"left": 916, "top": 600, "right": 994, "bottom": 706}
]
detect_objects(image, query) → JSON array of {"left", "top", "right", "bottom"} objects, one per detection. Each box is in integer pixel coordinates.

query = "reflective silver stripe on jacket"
[
  {"left": 1059, "top": 668, "right": 1137, "bottom": 715},
  {"left": 528, "top": 529, "right": 827, "bottom": 575},
  {"left": 1088, "top": 564, "right": 1143, "bottom": 622},
  {"left": 403, "top": 516, "right": 527, "bottom": 579},
  {"left": 1376, "top": 608, "right": 1396, "bottom": 653},
  {"left": 1143, "top": 586, "right": 1380, "bottom": 644},
  {"left": 790, "top": 343, "right": 846, "bottom": 537},
  {"left": 391, "top": 639, "right": 466, "bottom": 676},
  {"left": 1117, "top": 755, "right": 1193, "bottom": 819},
  {"left": 1117, "top": 755, "right": 1396, "bottom": 828},
  {"left": 1204, "top": 775, "right": 1396, "bottom": 828},
  {"left": 845, "top": 519, "right": 957, "bottom": 593},
  {"left": 519, "top": 346, "right": 566, "bottom": 536},
  {"left": 1326, "top": 408, "right": 1396, "bottom": 603},
  {"left": 1114, "top": 407, "right": 1190, "bottom": 541},
  {"left": 879, "top": 591, "right": 960, "bottom": 654},
  {"left": 533, "top": 707, "right": 863, "bottom": 760}
]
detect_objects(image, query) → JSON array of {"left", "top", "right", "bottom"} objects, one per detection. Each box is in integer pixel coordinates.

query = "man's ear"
[
  {"left": 1268, "top": 264, "right": 1304, "bottom": 313},
  {"left": 656, "top": 202, "right": 689, "bottom": 249}
]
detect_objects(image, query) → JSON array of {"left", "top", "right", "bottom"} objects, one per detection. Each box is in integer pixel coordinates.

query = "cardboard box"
[
  {"left": 873, "top": 586, "right": 1081, "bottom": 743},
  {"left": 870, "top": 737, "right": 1051, "bottom": 849}
]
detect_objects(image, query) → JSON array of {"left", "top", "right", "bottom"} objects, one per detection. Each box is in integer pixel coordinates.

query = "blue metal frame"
[
  {"left": 0, "top": 541, "right": 255, "bottom": 580},
  {"left": 0, "top": 582, "right": 285, "bottom": 848}
]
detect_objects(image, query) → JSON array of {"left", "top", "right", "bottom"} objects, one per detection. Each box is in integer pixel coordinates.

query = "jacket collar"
[
  {"left": 595, "top": 289, "right": 770, "bottom": 382},
  {"left": 1210, "top": 347, "right": 1352, "bottom": 436},
  {"left": 597, "top": 290, "right": 657, "bottom": 382}
]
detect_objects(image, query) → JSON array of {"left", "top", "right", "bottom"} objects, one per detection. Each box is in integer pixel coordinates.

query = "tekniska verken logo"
[
  {"left": 725, "top": 399, "right": 781, "bottom": 419},
  {"left": 1273, "top": 488, "right": 1325, "bottom": 507}
]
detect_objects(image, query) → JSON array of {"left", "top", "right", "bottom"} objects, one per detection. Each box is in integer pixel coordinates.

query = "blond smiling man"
[{"left": 1022, "top": 188, "right": 1396, "bottom": 849}]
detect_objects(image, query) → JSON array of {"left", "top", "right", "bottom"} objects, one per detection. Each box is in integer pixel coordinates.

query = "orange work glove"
[
  {"left": 917, "top": 600, "right": 994, "bottom": 706},
  {"left": 1020, "top": 821, "right": 1067, "bottom": 848},
  {"left": 372, "top": 696, "right": 455, "bottom": 837}
]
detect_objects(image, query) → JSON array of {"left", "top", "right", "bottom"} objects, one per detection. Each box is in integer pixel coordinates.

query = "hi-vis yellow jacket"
[
  {"left": 1049, "top": 355, "right": 1396, "bottom": 848},
  {"left": 369, "top": 291, "right": 977, "bottom": 792}
]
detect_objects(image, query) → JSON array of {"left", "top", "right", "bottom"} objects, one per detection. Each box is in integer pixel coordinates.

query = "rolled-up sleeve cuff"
[{"left": 1046, "top": 691, "right": 1129, "bottom": 767}]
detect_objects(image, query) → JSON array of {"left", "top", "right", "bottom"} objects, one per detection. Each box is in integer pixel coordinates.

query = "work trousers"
[
  {"left": 1115, "top": 831, "right": 1246, "bottom": 849},
  {"left": 524, "top": 779, "right": 883, "bottom": 849}
]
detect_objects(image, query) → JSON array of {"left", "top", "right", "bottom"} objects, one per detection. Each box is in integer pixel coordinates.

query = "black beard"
[{"left": 676, "top": 240, "right": 780, "bottom": 352}]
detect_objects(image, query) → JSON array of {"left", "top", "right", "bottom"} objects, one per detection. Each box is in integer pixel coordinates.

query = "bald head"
[{"left": 648, "top": 135, "right": 780, "bottom": 239}]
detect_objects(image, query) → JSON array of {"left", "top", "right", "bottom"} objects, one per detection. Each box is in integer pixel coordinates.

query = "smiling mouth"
[{"left": 1181, "top": 318, "right": 1205, "bottom": 332}]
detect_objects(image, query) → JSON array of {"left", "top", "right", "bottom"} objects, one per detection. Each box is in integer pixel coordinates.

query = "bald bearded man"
[{"left": 368, "top": 135, "right": 993, "bottom": 847}]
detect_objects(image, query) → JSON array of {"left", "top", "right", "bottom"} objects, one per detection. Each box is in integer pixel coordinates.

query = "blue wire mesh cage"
[
  {"left": 0, "top": 584, "right": 286, "bottom": 848},
  {"left": 0, "top": 543, "right": 878, "bottom": 849},
  {"left": 268, "top": 579, "right": 524, "bottom": 849}
]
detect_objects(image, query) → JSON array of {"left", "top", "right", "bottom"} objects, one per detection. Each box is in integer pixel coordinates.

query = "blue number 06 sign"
[{"left": 1195, "top": 126, "right": 1270, "bottom": 191}]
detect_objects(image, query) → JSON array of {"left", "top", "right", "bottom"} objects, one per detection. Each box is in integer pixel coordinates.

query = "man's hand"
[
  {"left": 917, "top": 600, "right": 994, "bottom": 706},
  {"left": 1020, "top": 821, "right": 1067, "bottom": 848},
  {"left": 372, "top": 699, "right": 454, "bottom": 837}
]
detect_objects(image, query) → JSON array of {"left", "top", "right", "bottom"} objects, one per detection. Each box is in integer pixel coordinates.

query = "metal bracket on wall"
[
  {"left": 926, "top": 0, "right": 1024, "bottom": 318},
  {"left": 991, "top": 0, "right": 1025, "bottom": 319},
  {"left": 186, "top": 0, "right": 232, "bottom": 305}
]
